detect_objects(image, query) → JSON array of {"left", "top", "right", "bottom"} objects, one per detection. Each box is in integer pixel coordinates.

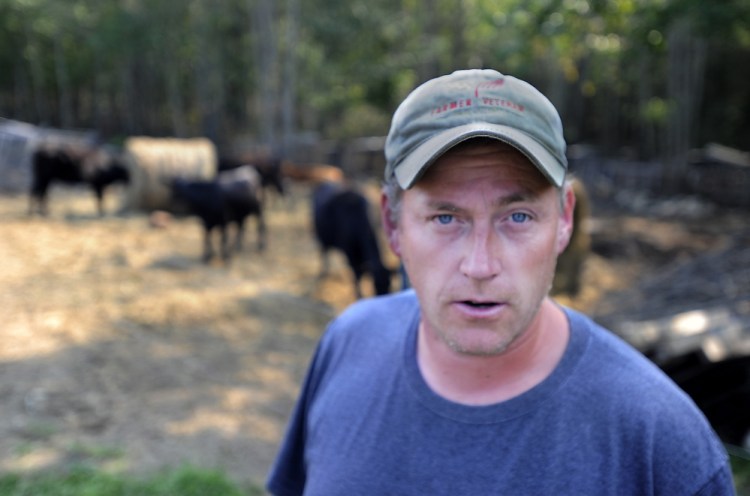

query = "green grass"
[
  {"left": 731, "top": 450, "right": 750, "bottom": 496},
  {"left": 0, "top": 456, "right": 747, "bottom": 495},
  {"left": 0, "top": 465, "right": 264, "bottom": 496}
]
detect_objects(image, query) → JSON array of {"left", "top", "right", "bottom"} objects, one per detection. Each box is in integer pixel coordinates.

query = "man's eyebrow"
[
  {"left": 425, "top": 191, "right": 539, "bottom": 212},
  {"left": 426, "top": 200, "right": 460, "bottom": 212}
]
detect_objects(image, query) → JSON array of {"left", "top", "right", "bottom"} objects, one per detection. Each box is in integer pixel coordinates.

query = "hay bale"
[{"left": 123, "top": 137, "right": 217, "bottom": 211}]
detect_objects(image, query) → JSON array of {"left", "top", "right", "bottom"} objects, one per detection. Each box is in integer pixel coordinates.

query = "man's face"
[{"left": 383, "top": 141, "right": 574, "bottom": 357}]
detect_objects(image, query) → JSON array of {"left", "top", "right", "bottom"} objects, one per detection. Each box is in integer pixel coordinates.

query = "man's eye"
[
  {"left": 436, "top": 214, "right": 454, "bottom": 225},
  {"left": 510, "top": 212, "right": 531, "bottom": 223}
]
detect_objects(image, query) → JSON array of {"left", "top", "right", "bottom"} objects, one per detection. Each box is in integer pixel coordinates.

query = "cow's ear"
[{"left": 380, "top": 191, "right": 401, "bottom": 257}]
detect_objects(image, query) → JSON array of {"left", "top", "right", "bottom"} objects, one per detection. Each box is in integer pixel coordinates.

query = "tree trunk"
[
  {"left": 449, "top": 0, "right": 468, "bottom": 70},
  {"left": 53, "top": 35, "right": 74, "bottom": 129},
  {"left": 280, "top": 0, "right": 299, "bottom": 157},
  {"left": 192, "top": 0, "right": 224, "bottom": 142},
  {"left": 166, "top": 64, "right": 187, "bottom": 138},
  {"left": 636, "top": 47, "right": 657, "bottom": 159},
  {"left": 251, "top": 0, "right": 278, "bottom": 150},
  {"left": 13, "top": 61, "right": 31, "bottom": 122},
  {"left": 119, "top": 53, "right": 137, "bottom": 135},
  {"left": 663, "top": 19, "right": 707, "bottom": 193},
  {"left": 418, "top": 0, "right": 440, "bottom": 82},
  {"left": 25, "top": 25, "right": 49, "bottom": 125}
]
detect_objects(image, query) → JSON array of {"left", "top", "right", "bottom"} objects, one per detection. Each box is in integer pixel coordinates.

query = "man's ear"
[
  {"left": 557, "top": 182, "right": 576, "bottom": 255},
  {"left": 381, "top": 191, "right": 401, "bottom": 257}
]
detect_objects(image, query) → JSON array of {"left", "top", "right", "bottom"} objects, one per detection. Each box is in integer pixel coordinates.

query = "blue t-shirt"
[{"left": 267, "top": 290, "right": 734, "bottom": 495}]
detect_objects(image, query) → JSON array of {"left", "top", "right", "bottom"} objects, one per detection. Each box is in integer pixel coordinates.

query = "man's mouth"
[{"left": 461, "top": 300, "right": 499, "bottom": 309}]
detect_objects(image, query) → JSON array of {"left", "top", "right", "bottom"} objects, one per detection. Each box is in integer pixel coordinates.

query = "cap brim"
[{"left": 394, "top": 122, "right": 566, "bottom": 189}]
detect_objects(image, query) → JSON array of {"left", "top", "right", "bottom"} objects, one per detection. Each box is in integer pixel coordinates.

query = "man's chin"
[{"left": 442, "top": 329, "right": 517, "bottom": 357}]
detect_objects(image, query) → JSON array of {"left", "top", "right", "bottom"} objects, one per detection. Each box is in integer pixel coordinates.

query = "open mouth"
[{"left": 462, "top": 300, "right": 498, "bottom": 309}]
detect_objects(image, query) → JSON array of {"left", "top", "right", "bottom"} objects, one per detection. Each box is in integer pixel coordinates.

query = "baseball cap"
[{"left": 384, "top": 69, "right": 567, "bottom": 189}]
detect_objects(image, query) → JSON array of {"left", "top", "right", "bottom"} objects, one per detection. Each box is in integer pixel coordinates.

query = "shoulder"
[
  {"left": 299, "top": 291, "right": 419, "bottom": 413},
  {"left": 561, "top": 308, "right": 731, "bottom": 492},
  {"left": 564, "top": 308, "right": 730, "bottom": 471},
  {"left": 314, "top": 290, "right": 419, "bottom": 360},
  {"left": 563, "top": 307, "right": 719, "bottom": 431},
  {"left": 565, "top": 307, "right": 667, "bottom": 381}
]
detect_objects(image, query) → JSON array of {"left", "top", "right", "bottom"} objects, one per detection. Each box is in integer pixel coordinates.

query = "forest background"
[{"left": 2, "top": 0, "right": 750, "bottom": 189}]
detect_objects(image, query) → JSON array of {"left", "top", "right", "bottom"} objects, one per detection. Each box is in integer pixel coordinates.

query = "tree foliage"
[{"left": 1, "top": 0, "right": 748, "bottom": 160}]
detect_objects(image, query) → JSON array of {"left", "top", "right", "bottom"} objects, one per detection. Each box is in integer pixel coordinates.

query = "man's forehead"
[
  {"left": 423, "top": 140, "right": 547, "bottom": 184},
  {"left": 445, "top": 138, "right": 525, "bottom": 157}
]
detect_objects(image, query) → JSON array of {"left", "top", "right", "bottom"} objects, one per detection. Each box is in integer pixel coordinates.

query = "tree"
[{"left": 0, "top": 0, "right": 748, "bottom": 170}]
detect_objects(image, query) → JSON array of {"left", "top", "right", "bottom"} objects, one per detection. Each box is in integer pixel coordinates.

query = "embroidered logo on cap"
[{"left": 429, "top": 78, "right": 525, "bottom": 117}]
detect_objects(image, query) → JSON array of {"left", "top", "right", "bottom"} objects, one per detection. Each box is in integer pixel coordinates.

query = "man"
[{"left": 267, "top": 69, "right": 734, "bottom": 495}]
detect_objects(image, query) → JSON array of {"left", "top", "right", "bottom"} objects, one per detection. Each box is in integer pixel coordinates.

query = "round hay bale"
[{"left": 123, "top": 137, "right": 217, "bottom": 211}]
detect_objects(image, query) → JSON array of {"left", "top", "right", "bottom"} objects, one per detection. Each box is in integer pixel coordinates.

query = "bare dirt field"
[{"left": 0, "top": 180, "right": 747, "bottom": 490}]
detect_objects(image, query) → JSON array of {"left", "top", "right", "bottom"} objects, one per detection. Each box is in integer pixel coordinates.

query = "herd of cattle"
[
  {"left": 21, "top": 139, "right": 750, "bottom": 450},
  {"left": 26, "top": 139, "right": 393, "bottom": 298}
]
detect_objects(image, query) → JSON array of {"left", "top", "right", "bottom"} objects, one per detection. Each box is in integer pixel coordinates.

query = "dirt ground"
[{"left": 0, "top": 180, "right": 747, "bottom": 490}]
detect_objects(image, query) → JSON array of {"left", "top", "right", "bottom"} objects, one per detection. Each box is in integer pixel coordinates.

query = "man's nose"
[{"left": 459, "top": 227, "right": 501, "bottom": 280}]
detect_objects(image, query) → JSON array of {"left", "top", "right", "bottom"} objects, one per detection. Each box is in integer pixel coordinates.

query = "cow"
[
  {"left": 28, "top": 144, "right": 130, "bottom": 216},
  {"left": 170, "top": 165, "right": 266, "bottom": 264},
  {"left": 282, "top": 162, "right": 345, "bottom": 185},
  {"left": 312, "top": 181, "right": 392, "bottom": 298},
  {"left": 660, "top": 351, "right": 750, "bottom": 448},
  {"left": 218, "top": 154, "right": 286, "bottom": 203}
]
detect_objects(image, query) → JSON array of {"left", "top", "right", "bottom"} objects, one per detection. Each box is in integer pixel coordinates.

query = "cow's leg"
[
  {"left": 202, "top": 226, "right": 215, "bottom": 263},
  {"left": 29, "top": 180, "right": 50, "bottom": 216},
  {"left": 28, "top": 194, "right": 39, "bottom": 216},
  {"left": 233, "top": 219, "right": 245, "bottom": 253},
  {"left": 36, "top": 193, "right": 49, "bottom": 216},
  {"left": 220, "top": 225, "right": 232, "bottom": 262},
  {"left": 349, "top": 261, "right": 366, "bottom": 299},
  {"left": 256, "top": 211, "right": 267, "bottom": 252},
  {"left": 93, "top": 185, "right": 105, "bottom": 217}
]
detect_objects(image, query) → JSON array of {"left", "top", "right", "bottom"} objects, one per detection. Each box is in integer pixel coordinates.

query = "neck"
[{"left": 416, "top": 298, "right": 569, "bottom": 406}]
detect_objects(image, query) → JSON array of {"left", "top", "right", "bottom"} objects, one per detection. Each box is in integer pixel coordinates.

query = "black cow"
[
  {"left": 171, "top": 165, "right": 266, "bottom": 264},
  {"left": 312, "top": 181, "right": 392, "bottom": 298},
  {"left": 29, "top": 145, "right": 130, "bottom": 216},
  {"left": 660, "top": 352, "right": 750, "bottom": 448}
]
